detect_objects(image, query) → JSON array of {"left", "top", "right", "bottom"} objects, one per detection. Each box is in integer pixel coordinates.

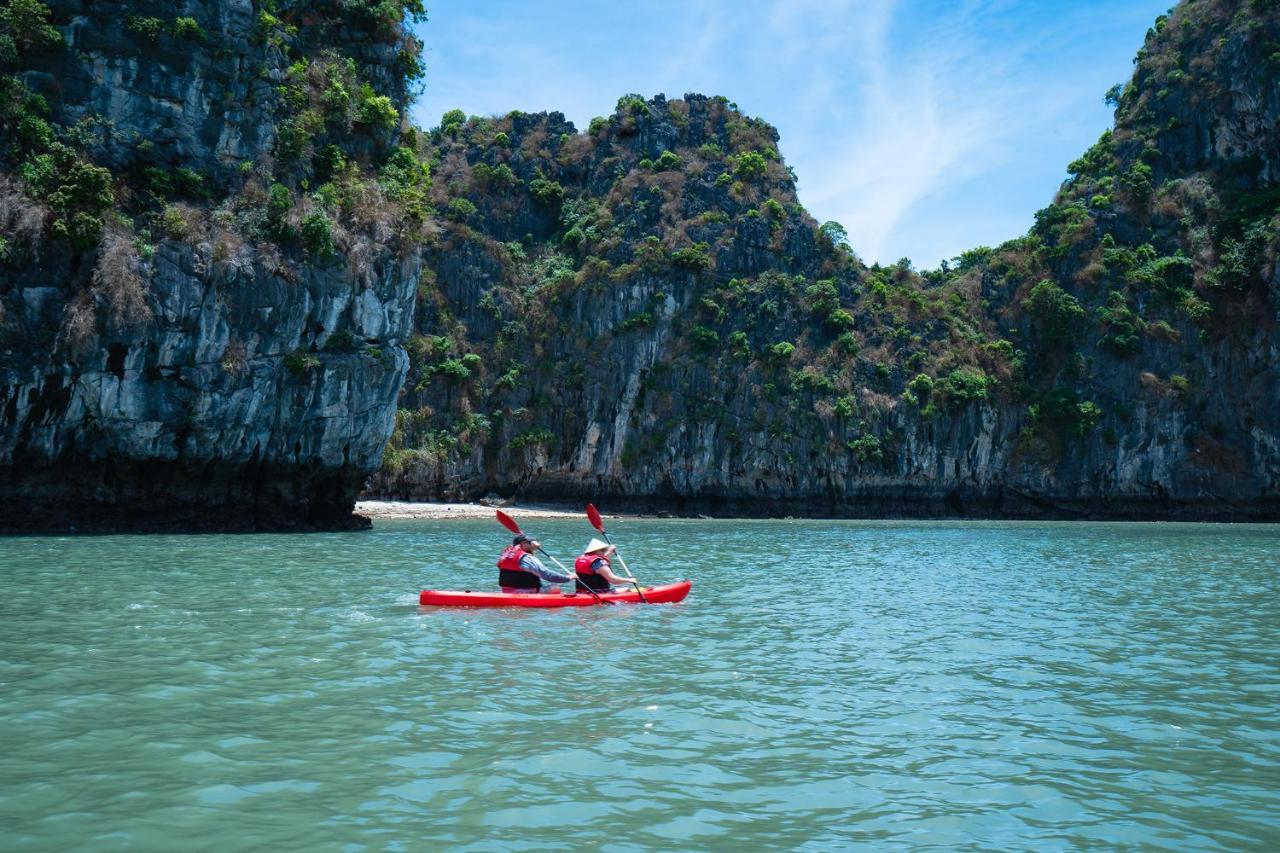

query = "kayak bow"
[{"left": 419, "top": 580, "right": 692, "bottom": 608}]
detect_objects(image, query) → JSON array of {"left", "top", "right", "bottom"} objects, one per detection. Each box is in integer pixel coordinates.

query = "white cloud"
[{"left": 411, "top": 0, "right": 1169, "bottom": 267}]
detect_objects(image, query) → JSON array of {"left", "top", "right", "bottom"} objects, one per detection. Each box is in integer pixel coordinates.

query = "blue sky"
[{"left": 409, "top": 1, "right": 1172, "bottom": 269}]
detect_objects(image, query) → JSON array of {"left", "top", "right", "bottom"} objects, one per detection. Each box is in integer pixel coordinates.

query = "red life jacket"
[
  {"left": 575, "top": 553, "right": 611, "bottom": 592},
  {"left": 498, "top": 545, "right": 539, "bottom": 590},
  {"left": 498, "top": 545, "right": 525, "bottom": 571},
  {"left": 574, "top": 553, "right": 609, "bottom": 575}
]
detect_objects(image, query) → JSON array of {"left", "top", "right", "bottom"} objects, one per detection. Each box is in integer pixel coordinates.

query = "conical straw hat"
[{"left": 583, "top": 538, "right": 610, "bottom": 554}]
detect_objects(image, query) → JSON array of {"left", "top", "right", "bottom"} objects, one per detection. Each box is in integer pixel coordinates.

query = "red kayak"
[{"left": 419, "top": 580, "right": 692, "bottom": 608}]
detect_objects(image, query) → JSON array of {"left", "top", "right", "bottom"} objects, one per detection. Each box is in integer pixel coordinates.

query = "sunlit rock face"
[
  {"left": 369, "top": 1, "right": 1279, "bottom": 520},
  {"left": 0, "top": 1, "right": 423, "bottom": 530}
]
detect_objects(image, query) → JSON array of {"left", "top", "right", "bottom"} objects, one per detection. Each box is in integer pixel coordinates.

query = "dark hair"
[{"left": 513, "top": 534, "right": 530, "bottom": 545}]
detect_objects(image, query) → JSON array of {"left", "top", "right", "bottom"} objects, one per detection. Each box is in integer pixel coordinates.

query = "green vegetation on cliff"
[
  {"left": 374, "top": 0, "right": 1279, "bottom": 511},
  {"left": 1, "top": 0, "right": 431, "bottom": 354},
  {"left": 2, "top": 0, "right": 1277, "bottom": 520}
]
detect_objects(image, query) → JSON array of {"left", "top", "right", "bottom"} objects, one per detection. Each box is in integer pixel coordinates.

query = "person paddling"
[
  {"left": 574, "top": 538, "right": 634, "bottom": 593},
  {"left": 497, "top": 534, "right": 574, "bottom": 593}
]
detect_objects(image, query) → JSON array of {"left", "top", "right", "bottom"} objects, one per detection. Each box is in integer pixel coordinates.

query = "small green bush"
[
  {"left": 440, "top": 108, "right": 466, "bottom": 131},
  {"left": 472, "top": 162, "right": 520, "bottom": 189},
  {"left": 19, "top": 143, "right": 115, "bottom": 250},
  {"left": 324, "top": 329, "right": 357, "bottom": 352},
  {"left": 158, "top": 205, "right": 189, "bottom": 239},
  {"left": 356, "top": 85, "right": 399, "bottom": 130},
  {"left": 847, "top": 434, "right": 883, "bottom": 462},
  {"left": 795, "top": 369, "right": 835, "bottom": 394},
  {"left": 835, "top": 331, "right": 859, "bottom": 355},
  {"left": 144, "top": 167, "right": 208, "bottom": 201},
  {"left": 939, "top": 367, "right": 989, "bottom": 405},
  {"left": 2, "top": 0, "right": 63, "bottom": 53},
  {"left": 768, "top": 341, "right": 796, "bottom": 361},
  {"left": 300, "top": 212, "right": 336, "bottom": 258},
  {"left": 126, "top": 16, "right": 165, "bottom": 41},
  {"left": 671, "top": 242, "right": 711, "bottom": 272},
  {"left": 733, "top": 151, "right": 768, "bottom": 180},
  {"left": 907, "top": 373, "right": 934, "bottom": 397},
  {"left": 433, "top": 358, "right": 472, "bottom": 382},
  {"left": 445, "top": 197, "right": 477, "bottom": 222},
  {"left": 1029, "top": 389, "right": 1103, "bottom": 436},
  {"left": 510, "top": 427, "right": 555, "bottom": 451},
  {"left": 618, "top": 312, "right": 652, "bottom": 331},
  {"left": 1120, "top": 161, "right": 1153, "bottom": 197},
  {"left": 266, "top": 182, "right": 292, "bottom": 230},
  {"left": 691, "top": 325, "right": 720, "bottom": 352},
  {"left": 529, "top": 177, "right": 565, "bottom": 206},
  {"left": 1024, "top": 279, "right": 1085, "bottom": 345},
  {"left": 284, "top": 350, "right": 321, "bottom": 375},
  {"left": 1096, "top": 291, "right": 1144, "bottom": 355},
  {"left": 826, "top": 309, "right": 855, "bottom": 330},
  {"left": 983, "top": 339, "right": 1015, "bottom": 358},
  {"left": 615, "top": 95, "right": 650, "bottom": 117},
  {"left": 172, "top": 17, "right": 206, "bottom": 42},
  {"left": 494, "top": 364, "right": 521, "bottom": 390},
  {"left": 653, "top": 150, "right": 682, "bottom": 171},
  {"left": 16, "top": 113, "right": 53, "bottom": 150},
  {"left": 803, "top": 280, "right": 837, "bottom": 313}
]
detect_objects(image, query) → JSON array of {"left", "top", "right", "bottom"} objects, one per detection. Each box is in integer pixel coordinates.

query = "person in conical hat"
[{"left": 573, "top": 537, "right": 631, "bottom": 593}]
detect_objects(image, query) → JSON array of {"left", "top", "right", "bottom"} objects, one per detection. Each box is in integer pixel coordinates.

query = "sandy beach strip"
[{"left": 355, "top": 500, "right": 607, "bottom": 521}]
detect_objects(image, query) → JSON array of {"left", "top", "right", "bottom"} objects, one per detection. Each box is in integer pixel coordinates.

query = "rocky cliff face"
[
  {"left": 2, "top": 0, "right": 1274, "bottom": 528},
  {"left": 0, "top": 0, "right": 427, "bottom": 530},
  {"left": 370, "top": 0, "right": 1279, "bottom": 520}
]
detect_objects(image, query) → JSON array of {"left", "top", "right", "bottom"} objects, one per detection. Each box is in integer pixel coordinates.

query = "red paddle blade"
[
  {"left": 495, "top": 510, "right": 522, "bottom": 535},
  {"left": 585, "top": 503, "right": 605, "bottom": 533}
]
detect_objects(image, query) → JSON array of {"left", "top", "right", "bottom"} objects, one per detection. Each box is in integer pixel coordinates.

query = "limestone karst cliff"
[
  {"left": 2, "top": 0, "right": 1276, "bottom": 529},
  {"left": 369, "top": 0, "right": 1279, "bottom": 519},
  {"left": 0, "top": 0, "right": 429, "bottom": 530}
]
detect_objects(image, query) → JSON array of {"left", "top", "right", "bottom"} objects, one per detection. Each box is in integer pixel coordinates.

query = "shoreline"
[
  {"left": 355, "top": 500, "right": 619, "bottom": 521},
  {"left": 355, "top": 498, "right": 1280, "bottom": 525}
]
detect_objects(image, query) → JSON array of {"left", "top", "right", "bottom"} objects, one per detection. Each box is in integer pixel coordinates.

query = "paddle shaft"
[
  {"left": 586, "top": 503, "right": 648, "bottom": 600},
  {"left": 594, "top": 527, "right": 648, "bottom": 603},
  {"left": 537, "top": 547, "right": 608, "bottom": 605}
]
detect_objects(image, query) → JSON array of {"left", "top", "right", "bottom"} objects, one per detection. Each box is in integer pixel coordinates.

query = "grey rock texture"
[
  {"left": 0, "top": 1, "right": 422, "bottom": 530},
  {"left": 369, "top": 2, "right": 1280, "bottom": 520}
]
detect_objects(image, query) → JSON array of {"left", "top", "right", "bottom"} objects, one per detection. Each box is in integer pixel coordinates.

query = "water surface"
[{"left": 2, "top": 519, "right": 1278, "bottom": 849}]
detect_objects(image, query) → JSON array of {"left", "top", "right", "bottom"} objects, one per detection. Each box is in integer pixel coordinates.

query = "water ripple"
[{"left": 1, "top": 520, "right": 1277, "bottom": 849}]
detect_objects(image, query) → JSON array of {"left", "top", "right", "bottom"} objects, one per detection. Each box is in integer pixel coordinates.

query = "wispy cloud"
[
  {"left": 412, "top": 0, "right": 1170, "bottom": 266},
  {"left": 767, "top": 0, "right": 1038, "bottom": 263}
]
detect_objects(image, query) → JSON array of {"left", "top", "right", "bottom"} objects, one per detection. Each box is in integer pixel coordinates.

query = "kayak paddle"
[
  {"left": 494, "top": 510, "right": 608, "bottom": 604},
  {"left": 585, "top": 503, "right": 647, "bottom": 603}
]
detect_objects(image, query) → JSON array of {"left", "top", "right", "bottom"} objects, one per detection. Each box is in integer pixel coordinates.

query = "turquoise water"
[{"left": 1, "top": 519, "right": 1278, "bottom": 850}]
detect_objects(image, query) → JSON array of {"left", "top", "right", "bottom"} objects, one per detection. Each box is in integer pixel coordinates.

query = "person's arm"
[
  {"left": 520, "top": 553, "right": 572, "bottom": 584},
  {"left": 596, "top": 561, "right": 633, "bottom": 586}
]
